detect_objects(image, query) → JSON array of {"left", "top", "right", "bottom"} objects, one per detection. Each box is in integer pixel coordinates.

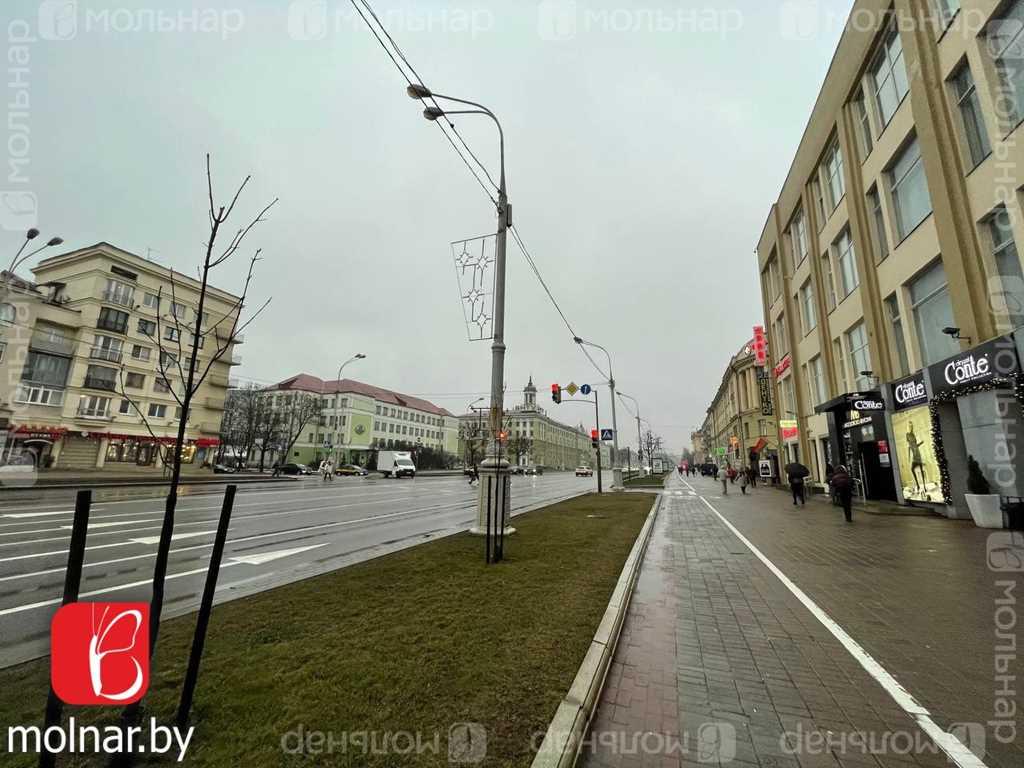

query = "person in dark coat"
[
  {"left": 831, "top": 465, "right": 854, "bottom": 521},
  {"left": 785, "top": 462, "right": 809, "bottom": 506}
]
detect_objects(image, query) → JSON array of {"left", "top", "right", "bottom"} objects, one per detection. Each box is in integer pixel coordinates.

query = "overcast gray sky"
[{"left": 10, "top": 0, "right": 854, "bottom": 453}]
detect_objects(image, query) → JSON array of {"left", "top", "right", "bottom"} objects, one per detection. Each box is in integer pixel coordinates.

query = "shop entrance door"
[{"left": 859, "top": 442, "right": 897, "bottom": 501}]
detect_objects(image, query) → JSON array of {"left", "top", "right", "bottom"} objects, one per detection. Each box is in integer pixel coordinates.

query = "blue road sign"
[
  {"left": 601, "top": 429, "right": 614, "bottom": 442},
  {"left": 580, "top": 384, "right": 592, "bottom": 396}
]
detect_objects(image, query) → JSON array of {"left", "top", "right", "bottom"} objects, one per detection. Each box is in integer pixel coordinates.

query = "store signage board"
[
  {"left": 773, "top": 355, "right": 792, "bottom": 379},
  {"left": 891, "top": 372, "right": 927, "bottom": 412},
  {"left": 757, "top": 367, "right": 774, "bottom": 416},
  {"left": 928, "top": 335, "right": 1020, "bottom": 396},
  {"left": 752, "top": 326, "right": 768, "bottom": 367}
]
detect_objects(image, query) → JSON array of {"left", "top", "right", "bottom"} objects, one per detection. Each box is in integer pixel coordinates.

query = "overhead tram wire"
[
  {"left": 349, "top": 0, "right": 611, "bottom": 387},
  {"left": 348, "top": 0, "right": 497, "bottom": 205},
  {"left": 353, "top": 0, "right": 500, "bottom": 195}
]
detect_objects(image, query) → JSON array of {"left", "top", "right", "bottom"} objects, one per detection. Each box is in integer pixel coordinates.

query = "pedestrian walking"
[
  {"left": 720, "top": 464, "right": 728, "bottom": 495},
  {"left": 738, "top": 466, "right": 749, "bottom": 494},
  {"left": 271, "top": 463, "right": 280, "bottom": 478},
  {"left": 785, "top": 461, "right": 810, "bottom": 506},
  {"left": 831, "top": 464, "right": 854, "bottom": 522},
  {"left": 468, "top": 464, "right": 479, "bottom": 487}
]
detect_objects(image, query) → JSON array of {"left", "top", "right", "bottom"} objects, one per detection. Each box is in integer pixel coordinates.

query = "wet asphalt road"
[{"left": 0, "top": 471, "right": 603, "bottom": 667}]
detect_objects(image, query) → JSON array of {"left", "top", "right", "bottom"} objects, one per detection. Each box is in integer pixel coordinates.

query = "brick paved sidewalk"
[{"left": 580, "top": 473, "right": 1021, "bottom": 768}]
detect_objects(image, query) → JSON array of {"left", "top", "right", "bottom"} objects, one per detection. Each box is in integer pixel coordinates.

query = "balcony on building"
[
  {"left": 83, "top": 367, "right": 118, "bottom": 392},
  {"left": 89, "top": 346, "right": 123, "bottom": 364},
  {"left": 96, "top": 309, "right": 129, "bottom": 335},
  {"left": 101, "top": 288, "right": 134, "bottom": 307},
  {"left": 228, "top": 348, "right": 243, "bottom": 366},
  {"left": 76, "top": 402, "right": 112, "bottom": 420}
]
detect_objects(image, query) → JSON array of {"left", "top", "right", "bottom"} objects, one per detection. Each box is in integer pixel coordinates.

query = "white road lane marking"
[
  {"left": 227, "top": 543, "right": 326, "bottom": 565},
  {"left": 694, "top": 490, "right": 988, "bottom": 768},
  {"left": 128, "top": 531, "right": 216, "bottom": 545},
  {"left": 59, "top": 520, "right": 150, "bottom": 530},
  {"left": 0, "top": 544, "right": 329, "bottom": 617}
]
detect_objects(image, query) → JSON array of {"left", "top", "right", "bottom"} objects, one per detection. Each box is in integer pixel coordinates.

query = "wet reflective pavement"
[{"left": 582, "top": 473, "right": 1022, "bottom": 768}]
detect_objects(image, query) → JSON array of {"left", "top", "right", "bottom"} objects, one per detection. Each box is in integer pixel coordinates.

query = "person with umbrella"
[{"left": 786, "top": 460, "right": 810, "bottom": 506}]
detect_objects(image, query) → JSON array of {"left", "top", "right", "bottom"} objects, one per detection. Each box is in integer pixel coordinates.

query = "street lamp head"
[
  {"left": 573, "top": 336, "right": 583, "bottom": 345},
  {"left": 406, "top": 83, "right": 432, "bottom": 100},
  {"left": 26, "top": 228, "right": 39, "bottom": 240},
  {"left": 422, "top": 106, "right": 445, "bottom": 121},
  {"left": 942, "top": 327, "right": 960, "bottom": 337},
  {"left": 355, "top": 353, "right": 366, "bottom": 359},
  {"left": 46, "top": 237, "right": 63, "bottom": 247}
]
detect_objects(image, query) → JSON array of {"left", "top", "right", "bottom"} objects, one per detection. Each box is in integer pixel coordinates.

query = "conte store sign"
[{"left": 928, "top": 334, "right": 1020, "bottom": 396}]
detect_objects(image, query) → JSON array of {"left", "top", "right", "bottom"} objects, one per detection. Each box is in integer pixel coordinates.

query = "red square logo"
[{"left": 51, "top": 602, "right": 150, "bottom": 705}]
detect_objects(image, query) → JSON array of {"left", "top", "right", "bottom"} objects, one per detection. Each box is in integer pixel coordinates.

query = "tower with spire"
[{"left": 523, "top": 376, "right": 537, "bottom": 410}]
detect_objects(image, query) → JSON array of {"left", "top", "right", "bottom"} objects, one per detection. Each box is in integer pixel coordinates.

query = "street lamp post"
[
  {"left": 617, "top": 390, "right": 643, "bottom": 480},
  {"left": 323, "top": 353, "right": 366, "bottom": 464},
  {"left": 407, "top": 83, "right": 512, "bottom": 536},
  {"left": 574, "top": 337, "right": 623, "bottom": 490},
  {"left": 4, "top": 231, "right": 63, "bottom": 296}
]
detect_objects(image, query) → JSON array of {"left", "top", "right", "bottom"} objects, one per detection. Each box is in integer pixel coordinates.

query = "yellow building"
[
  {"left": 0, "top": 243, "right": 241, "bottom": 469},
  {"left": 756, "top": 0, "right": 1024, "bottom": 512}
]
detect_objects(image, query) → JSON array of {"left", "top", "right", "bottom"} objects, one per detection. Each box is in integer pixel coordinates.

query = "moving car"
[
  {"left": 575, "top": 466, "right": 594, "bottom": 477},
  {"left": 275, "top": 463, "right": 310, "bottom": 476},
  {"left": 335, "top": 464, "right": 369, "bottom": 476},
  {"left": 378, "top": 450, "right": 417, "bottom": 478},
  {"left": 525, "top": 465, "right": 544, "bottom": 476}
]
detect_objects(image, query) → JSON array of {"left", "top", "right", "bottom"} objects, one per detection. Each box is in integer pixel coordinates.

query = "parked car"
[
  {"left": 378, "top": 450, "right": 417, "bottom": 478},
  {"left": 275, "top": 463, "right": 310, "bottom": 476},
  {"left": 335, "top": 464, "right": 368, "bottom": 476},
  {"left": 525, "top": 465, "right": 544, "bottom": 476},
  {"left": 213, "top": 463, "right": 238, "bottom": 474},
  {"left": 510, "top": 465, "right": 526, "bottom": 475},
  {"left": 575, "top": 466, "right": 593, "bottom": 477}
]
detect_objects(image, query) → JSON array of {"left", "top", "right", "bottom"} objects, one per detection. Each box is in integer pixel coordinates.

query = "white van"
[{"left": 378, "top": 450, "right": 417, "bottom": 478}]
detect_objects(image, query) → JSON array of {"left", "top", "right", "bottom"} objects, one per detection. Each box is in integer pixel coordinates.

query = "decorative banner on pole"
[{"left": 451, "top": 234, "right": 497, "bottom": 341}]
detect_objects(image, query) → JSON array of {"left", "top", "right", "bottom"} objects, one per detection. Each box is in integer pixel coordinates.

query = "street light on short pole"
[
  {"left": 408, "top": 82, "right": 512, "bottom": 537},
  {"left": 321, "top": 353, "right": 366, "bottom": 465},
  {"left": 574, "top": 336, "right": 623, "bottom": 489},
  {"left": 616, "top": 390, "right": 643, "bottom": 480}
]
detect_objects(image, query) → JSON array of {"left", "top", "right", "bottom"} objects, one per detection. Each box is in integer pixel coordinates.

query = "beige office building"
[
  {"left": 0, "top": 243, "right": 241, "bottom": 469},
  {"left": 757, "top": 0, "right": 1024, "bottom": 512}
]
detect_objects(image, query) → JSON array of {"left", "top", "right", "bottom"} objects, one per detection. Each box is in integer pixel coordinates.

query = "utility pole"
[{"left": 594, "top": 389, "right": 603, "bottom": 494}]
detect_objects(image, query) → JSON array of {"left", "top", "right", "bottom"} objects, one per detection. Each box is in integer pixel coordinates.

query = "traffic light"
[
  {"left": 498, "top": 430, "right": 509, "bottom": 443},
  {"left": 551, "top": 384, "right": 562, "bottom": 404},
  {"left": 591, "top": 429, "right": 599, "bottom": 449}
]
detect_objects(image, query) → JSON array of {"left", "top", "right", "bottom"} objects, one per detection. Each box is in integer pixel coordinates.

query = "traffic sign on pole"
[
  {"left": 601, "top": 429, "right": 614, "bottom": 442},
  {"left": 565, "top": 382, "right": 579, "bottom": 397},
  {"left": 580, "top": 384, "right": 592, "bottom": 396}
]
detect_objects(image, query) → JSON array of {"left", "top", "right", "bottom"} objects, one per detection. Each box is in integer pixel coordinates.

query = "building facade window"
[
  {"left": 822, "top": 253, "right": 837, "bottom": 311},
  {"left": 142, "top": 292, "right": 160, "bottom": 309},
  {"left": 846, "top": 323, "right": 872, "bottom": 391},
  {"left": 78, "top": 395, "right": 110, "bottom": 418},
  {"left": 808, "top": 356, "right": 827, "bottom": 406},
  {"left": 951, "top": 64, "right": 991, "bottom": 168},
  {"left": 885, "top": 294, "right": 911, "bottom": 378},
  {"left": 137, "top": 319, "right": 157, "bottom": 337},
  {"left": 867, "top": 187, "right": 889, "bottom": 261},
  {"left": 792, "top": 209, "right": 809, "bottom": 268},
  {"left": 988, "top": 1, "right": 1024, "bottom": 125},
  {"left": 870, "top": 22, "right": 909, "bottom": 127},
  {"left": 102, "top": 278, "right": 134, "bottom": 307},
  {"left": 890, "top": 137, "right": 932, "bottom": 239},
  {"left": 21, "top": 350, "right": 71, "bottom": 388},
  {"left": 148, "top": 403, "right": 167, "bottom": 418},
  {"left": 85, "top": 365, "right": 118, "bottom": 391},
  {"left": 834, "top": 229, "right": 859, "bottom": 298},
  {"left": 833, "top": 338, "right": 848, "bottom": 392},
  {"left": 854, "top": 91, "right": 873, "bottom": 155},
  {"left": 799, "top": 280, "right": 817, "bottom": 335},
  {"left": 97, "top": 307, "right": 129, "bottom": 334},
  {"left": 822, "top": 141, "right": 845, "bottom": 210},
  {"left": 987, "top": 207, "right": 1024, "bottom": 330},
  {"left": 908, "top": 260, "right": 959, "bottom": 366}
]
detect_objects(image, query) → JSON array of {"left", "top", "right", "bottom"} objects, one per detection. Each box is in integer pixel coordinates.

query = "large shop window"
[{"left": 908, "top": 261, "right": 959, "bottom": 366}]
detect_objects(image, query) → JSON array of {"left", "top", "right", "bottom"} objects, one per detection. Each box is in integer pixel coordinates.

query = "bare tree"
[
  {"left": 459, "top": 420, "right": 486, "bottom": 468},
  {"left": 117, "top": 156, "right": 276, "bottom": 731},
  {"left": 275, "top": 392, "right": 321, "bottom": 466},
  {"left": 641, "top": 429, "right": 663, "bottom": 473},
  {"left": 254, "top": 393, "right": 282, "bottom": 471},
  {"left": 507, "top": 433, "right": 533, "bottom": 466}
]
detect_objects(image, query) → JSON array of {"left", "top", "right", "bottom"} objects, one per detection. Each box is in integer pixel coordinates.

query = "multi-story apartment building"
[
  {"left": 0, "top": 242, "right": 240, "bottom": 469},
  {"left": 703, "top": 339, "right": 781, "bottom": 470},
  {"left": 265, "top": 373, "right": 460, "bottom": 466},
  {"left": 756, "top": 0, "right": 1024, "bottom": 513},
  {"left": 457, "top": 379, "right": 610, "bottom": 470}
]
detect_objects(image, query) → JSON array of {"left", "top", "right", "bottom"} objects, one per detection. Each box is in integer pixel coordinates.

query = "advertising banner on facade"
[{"left": 890, "top": 406, "right": 941, "bottom": 503}]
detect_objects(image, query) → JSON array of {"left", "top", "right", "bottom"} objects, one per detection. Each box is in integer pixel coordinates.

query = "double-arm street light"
[
  {"left": 574, "top": 336, "right": 623, "bottom": 490},
  {"left": 407, "top": 83, "right": 512, "bottom": 535},
  {"left": 4, "top": 229, "right": 63, "bottom": 295}
]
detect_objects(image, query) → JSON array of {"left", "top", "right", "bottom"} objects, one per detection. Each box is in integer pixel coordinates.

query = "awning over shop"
[{"left": 10, "top": 426, "right": 67, "bottom": 439}]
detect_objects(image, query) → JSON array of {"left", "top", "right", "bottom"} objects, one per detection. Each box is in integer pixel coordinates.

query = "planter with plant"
[{"left": 965, "top": 455, "right": 1002, "bottom": 528}]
